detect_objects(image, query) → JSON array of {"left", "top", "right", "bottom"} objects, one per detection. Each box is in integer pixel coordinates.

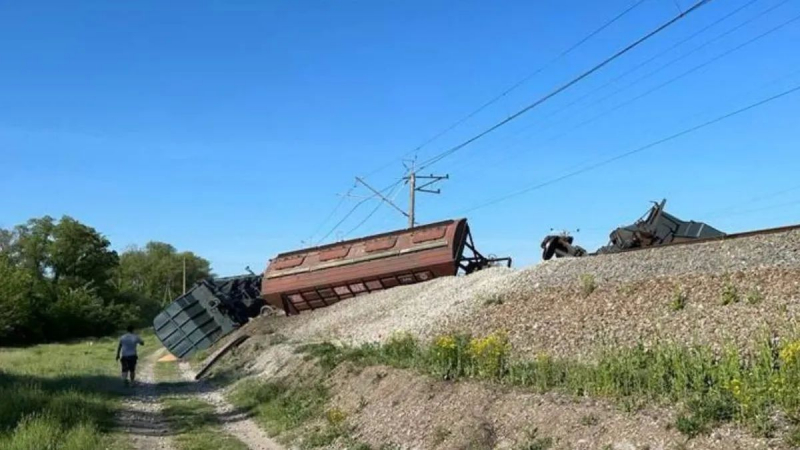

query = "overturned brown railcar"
[{"left": 262, "top": 218, "right": 510, "bottom": 315}]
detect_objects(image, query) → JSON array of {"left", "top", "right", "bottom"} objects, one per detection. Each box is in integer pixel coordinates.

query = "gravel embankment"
[
  {"left": 513, "top": 229, "right": 800, "bottom": 287},
  {"left": 251, "top": 229, "right": 800, "bottom": 360}
]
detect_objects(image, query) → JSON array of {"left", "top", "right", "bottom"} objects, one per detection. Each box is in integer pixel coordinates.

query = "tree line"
[{"left": 0, "top": 215, "right": 213, "bottom": 345}]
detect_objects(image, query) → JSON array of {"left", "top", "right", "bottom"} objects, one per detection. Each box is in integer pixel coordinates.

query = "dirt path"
[
  {"left": 117, "top": 350, "right": 175, "bottom": 450},
  {"left": 116, "top": 349, "right": 283, "bottom": 450},
  {"left": 177, "top": 361, "right": 283, "bottom": 450}
]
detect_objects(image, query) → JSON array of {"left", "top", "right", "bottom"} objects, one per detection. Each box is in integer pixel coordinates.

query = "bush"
[
  {"left": 515, "top": 428, "right": 554, "bottom": 450},
  {"left": 720, "top": 282, "right": 739, "bottom": 305},
  {"left": 746, "top": 288, "right": 764, "bottom": 305},
  {"left": 670, "top": 287, "right": 688, "bottom": 311},
  {"left": 428, "top": 334, "right": 472, "bottom": 380},
  {"left": 482, "top": 293, "right": 505, "bottom": 306},
  {"left": 468, "top": 332, "right": 511, "bottom": 379},
  {"left": 43, "top": 286, "right": 139, "bottom": 341},
  {"left": 579, "top": 274, "right": 597, "bottom": 297},
  {"left": 579, "top": 414, "right": 599, "bottom": 426}
]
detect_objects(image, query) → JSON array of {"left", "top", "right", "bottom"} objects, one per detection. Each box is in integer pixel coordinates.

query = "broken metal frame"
[{"left": 458, "top": 223, "right": 512, "bottom": 274}]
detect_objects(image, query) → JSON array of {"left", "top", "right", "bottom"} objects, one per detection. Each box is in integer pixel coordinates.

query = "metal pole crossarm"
[{"left": 415, "top": 176, "right": 448, "bottom": 192}]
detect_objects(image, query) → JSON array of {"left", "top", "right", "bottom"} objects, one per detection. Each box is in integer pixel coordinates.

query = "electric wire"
[
  {"left": 454, "top": 82, "right": 800, "bottom": 214},
  {"left": 702, "top": 184, "right": 800, "bottom": 218},
  {"left": 454, "top": 1, "right": 800, "bottom": 176},
  {"left": 306, "top": 183, "right": 356, "bottom": 244},
  {"left": 344, "top": 182, "right": 405, "bottom": 238},
  {"left": 359, "top": 0, "right": 652, "bottom": 179},
  {"left": 582, "top": 0, "right": 793, "bottom": 114},
  {"left": 440, "top": 0, "right": 771, "bottom": 175},
  {"left": 416, "top": 0, "right": 715, "bottom": 171},
  {"left": 315, "top": 179, "right": 404, "bottom": 244},
  {"left": 309, "top": 0, "right": 656, "bottom": 241}
]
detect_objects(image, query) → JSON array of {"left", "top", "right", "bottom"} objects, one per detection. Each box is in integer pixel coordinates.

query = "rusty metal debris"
[{"left": 541, "top": 199, "right": 725, "bottom": 260}]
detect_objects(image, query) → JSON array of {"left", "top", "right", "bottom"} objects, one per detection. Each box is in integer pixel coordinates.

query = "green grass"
[
  {"left": 0, "top": 328, "right": 156, "bottom": 449},
  {"left": 785, "top": 425, "right": 800, "bottom": 447},
  {"left": 481, "top": 293, "right": 505, "bottom": 306},
  {"left": 153, "top": 359, "right": 182, "bottom": 383},
  {"left": 151, "top": 353, "right": 249, "bottom": 450},
  {"left": 228, "top": 378, "right": 329, "bottom": 438},
  {"left": 670, "top": 287, "right": 687, "bottom": 311},
  {"left": 298, "top": 331, "right": 800, "bottom": 439},
  {"left": 227, "top": 375, "right": 361, "bottom": 448},
  {"left": 720, "top": 281, "right": 739, "bottom": 305},
  {"left": 579, "top": 414, "right": 599, "bottom": 426},
  {"left": 579, "top": 274, "right": 597, "bottom": 297},
  {"left": 746, "top": 288, "right": 764, "bottom": 305},
  {"left": 161, "top": 397, "right": 248, "bottom": 450},
  {"left": 515, "top": 428, "right": 553, "bottom": 450},
  {"left": 188, "top": 349, "right": 211, "bottom": 370}
]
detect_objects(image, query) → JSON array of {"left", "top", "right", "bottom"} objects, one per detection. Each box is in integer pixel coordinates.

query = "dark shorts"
[{"left": 120, "top": 356, "right": 138, "bottom": 372}]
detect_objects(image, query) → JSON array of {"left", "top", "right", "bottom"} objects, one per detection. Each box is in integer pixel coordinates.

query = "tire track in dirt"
[
  {"left": 177, "top": 361, "right": 283, "bottom": 450},
  {"left": 117, "top": 350, "right": 174, "bottom": 450}
]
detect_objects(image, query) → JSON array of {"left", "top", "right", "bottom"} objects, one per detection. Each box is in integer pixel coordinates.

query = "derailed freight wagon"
[
  {"left": 153, "top": 218, "right": 509, "bottom": 358},
  {"left": 262, "top": 218, "right": 511, "bottom": 315},
  {"left": 153, "top": 275, "right": 264, "bottom": 358}
]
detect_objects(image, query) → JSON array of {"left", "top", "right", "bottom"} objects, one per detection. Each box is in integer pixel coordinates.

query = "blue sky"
[{"left": 1, "top": 0, "right": 799, "bottom": 276}]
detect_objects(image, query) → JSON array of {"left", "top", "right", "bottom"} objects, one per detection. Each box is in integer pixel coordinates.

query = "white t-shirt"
[{"left": 119, "top": 333, "right": 144, "bottom": 357}]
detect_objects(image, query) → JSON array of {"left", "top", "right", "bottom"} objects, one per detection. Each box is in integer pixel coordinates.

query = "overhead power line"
[
  {"left": 541, "top": 9, "right": 800, "bottom": 144},
  {"left": 459, "top": 1, "right": 800, "bottom": 176},
  {"left": 455, "top": 82, "right": 800, "bottom": 214},
  {"left": 315, "top": 179, "right": 404, "bottom": 244},
  {"left": 564, "top": 0, "right": 764, "bottom": 115},
  {"left": 306, "top": 183, "right": 356, "bottom": 244},
  {"left": 359, "top": 0, "right": 651, "bottom": 179},
  {"left": 417, "top": 0, "right": 714, "bottom": 171},
  {"left": 706, "top": 198, "right": 800, "bottom": 219},
  {"left": 583, "top": 0, "right": 793, "bottom": 112},
  {"left": 309, "top": 0, "right": 653, "bottom": 242},
  {"left": 701, "top": 183, "right": 800, "bottom": 219},
  {"left": 344, "top": 182, "right": 405, "bottom": 238}
]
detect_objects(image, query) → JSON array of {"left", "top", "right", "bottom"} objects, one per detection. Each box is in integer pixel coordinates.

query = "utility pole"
[
  {"left": 354, "top": 162, "right": 448, "bottom": 230},
  {"left": 182, "top": 255, "right": 187, "bottom": 295},
  {"left": 408, "top": 170, "right": 416, "bottom": 229},
  {"left": 403, "top": 159, "right": 448, "bottom": 228}
]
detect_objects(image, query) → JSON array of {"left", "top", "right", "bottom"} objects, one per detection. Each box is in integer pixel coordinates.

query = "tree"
[
  {"left": 0, "top": 228, "right": 12, "bottom": 255},
  {"left": 0, "top": 216, "right": 214, "bottom": 344},
  {"left": 0, "top": 255, "right": 37, "bottom": 344},
  {"left": 9, "top": 216, "right": 55, "bottom": 281},
  {"left": 0, "top": 216, "right": 127, "bottom": 343},
  {"left": 116, "top": 242, "right": 212, "bottom": 322},
  {"left": 48, "top": 217, "right": 119, "bottom": 296}
]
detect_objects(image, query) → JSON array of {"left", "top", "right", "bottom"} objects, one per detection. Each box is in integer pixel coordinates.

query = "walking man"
[{"left": 116, "top": 325, "right": 144, "bottom": 386}]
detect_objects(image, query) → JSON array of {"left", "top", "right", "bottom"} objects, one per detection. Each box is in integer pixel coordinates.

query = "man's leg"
[{"left": 129, "top": 357, "right": 138, "bottom": 385}]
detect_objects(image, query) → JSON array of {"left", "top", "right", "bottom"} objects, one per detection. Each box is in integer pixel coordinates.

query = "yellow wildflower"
[{"left": 779, "top": 341, "right": 800, "bottom": 365}]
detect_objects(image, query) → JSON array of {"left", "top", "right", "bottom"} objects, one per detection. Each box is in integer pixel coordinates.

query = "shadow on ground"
[{"left": 0, "top": 370, "right": 256, "bottom": 438}]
